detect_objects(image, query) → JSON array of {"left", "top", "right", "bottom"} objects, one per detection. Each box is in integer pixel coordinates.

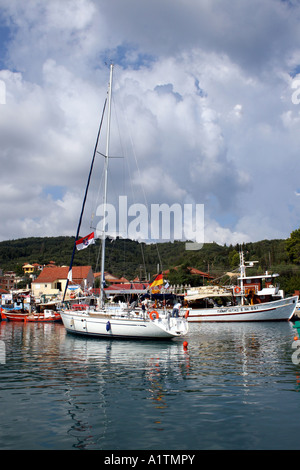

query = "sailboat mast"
[
  {"left": 239, "top": 249, "right": 245, "bottom": 305},
  {"left": 100, "top": 64, "right": 113, "bottom": 307}
]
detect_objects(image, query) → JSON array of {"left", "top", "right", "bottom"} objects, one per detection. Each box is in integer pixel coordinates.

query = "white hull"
[
  {"left": 60, "top": 309, "right": 188, "bottom": 339},
  {"left": 186, "top": 295, "right": 298, "bottom": 322}
]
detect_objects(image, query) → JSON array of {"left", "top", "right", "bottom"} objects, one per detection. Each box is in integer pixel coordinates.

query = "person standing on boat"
[
  {"left": 141, "top": 298, "right": 149, "bottom": 313},
  {"left": 172, "top": 302, "right": 181, "bottom": 317}
]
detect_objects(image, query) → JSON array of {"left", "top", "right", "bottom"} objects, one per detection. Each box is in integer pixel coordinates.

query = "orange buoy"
[
  {"left": 183, "top": 341, "right": 188, "bottom": 350},
  {"left": 149, "top": 310, "right": 159, "bottom": 320}
]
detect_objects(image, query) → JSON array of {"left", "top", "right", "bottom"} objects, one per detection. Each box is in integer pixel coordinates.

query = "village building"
[
  {"left": 92, "top": 272, "right": 149, "bottom": 298},
  {"left": 22, "top": 263, "right": 35, "bottom": 275},
  {"left": 0, "top": 271, "right": 16, "bottom": 291},
  {"left": 31, "top": 265, "right": 94, "bottom": 300},
  {"left": 32, "top": 263, "right": 43, "bottom": 271},
  {"left": 22, "top": 263, "right": 43, "bottom": 280}
]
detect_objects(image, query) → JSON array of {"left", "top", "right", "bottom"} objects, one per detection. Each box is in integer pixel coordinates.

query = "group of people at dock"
[{"left": 139, "top": 297, "right": 182, "bottom": 317}]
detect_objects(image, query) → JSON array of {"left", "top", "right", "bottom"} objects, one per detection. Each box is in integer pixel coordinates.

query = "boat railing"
[
  {"left": 240, "top": 285, "right": 259, "bottom": 295},
  {"left": 72, "top": 304, "right": 90, "bottom": 311}
]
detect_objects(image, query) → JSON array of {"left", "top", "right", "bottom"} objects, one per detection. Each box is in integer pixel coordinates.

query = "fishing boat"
[
  {"left": 1, "top": 309, "right": 61, "bottom": 322},
  {"left": 184, "top": 251, "right": 298, "bottom": 322},
  {"left": 60, "top": 64, "right": 188, "bottom": 340}
]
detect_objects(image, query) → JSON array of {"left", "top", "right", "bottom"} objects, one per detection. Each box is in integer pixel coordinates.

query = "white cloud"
[{"left": 0, "top": 0, "right": 300, "bottom": 246}]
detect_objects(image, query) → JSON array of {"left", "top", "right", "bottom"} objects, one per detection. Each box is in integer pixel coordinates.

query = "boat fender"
[
  {"left": 234, "top": 286, "right": 241, "bottom": 294},
  {"left": 106, "top": 321, "right": 111, "bottom": 332},
  {"left": 185, "top": 310, "right": 189, "bottom": 319},
  {"left": 149, "top": 310, "right": 159, "bottom": 320}
]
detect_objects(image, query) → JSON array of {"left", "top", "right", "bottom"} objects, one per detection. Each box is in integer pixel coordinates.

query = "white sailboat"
[
  {"left": 184, "top": 251, "right": 298, "bottom": 322},
  {"left": 60, "top": 64, "right": 188, "bottom": 340}
]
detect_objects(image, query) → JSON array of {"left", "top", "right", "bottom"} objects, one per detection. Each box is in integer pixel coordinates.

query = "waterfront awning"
[
  {"left": 185, "top": 285, "right": 232, "bottom": 301},
  {"left": 98, "top": 283, "right": 149, "bottom": 295}
]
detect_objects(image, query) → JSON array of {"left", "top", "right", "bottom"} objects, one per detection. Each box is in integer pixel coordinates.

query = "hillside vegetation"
[{"left": 0, "top": 235, "right": 299, "bottom": 294}]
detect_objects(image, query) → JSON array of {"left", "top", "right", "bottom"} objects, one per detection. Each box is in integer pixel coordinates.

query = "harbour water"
[{"left": 1, "top": 320, "right": 300, "bottom": 450}]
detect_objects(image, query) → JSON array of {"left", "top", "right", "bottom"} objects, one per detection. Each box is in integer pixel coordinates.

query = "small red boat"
[{"left": 1, "top": 309, "right": 61, "bottom": 323}]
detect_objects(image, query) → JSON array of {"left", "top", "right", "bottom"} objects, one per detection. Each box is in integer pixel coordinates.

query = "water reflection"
[
  {"left": 1, "top": 320, "right": 300, "bottom": 450},
  {"left": 58, "top": 331, "right": 192, "bottom": 449}
]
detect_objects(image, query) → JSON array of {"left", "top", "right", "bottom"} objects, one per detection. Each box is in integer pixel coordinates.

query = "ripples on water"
[{"left": 0, "top": 320, "right": 300, "bottom": 450}]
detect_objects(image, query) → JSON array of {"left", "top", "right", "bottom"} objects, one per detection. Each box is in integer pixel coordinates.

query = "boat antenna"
[{"left": 62, "top": 96, "right": 108, "bottom": 303}]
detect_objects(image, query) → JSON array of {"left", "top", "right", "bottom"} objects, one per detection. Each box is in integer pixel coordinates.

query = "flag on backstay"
[
  {"left": 67, "top": 232, "right": 95, "bottom": 285},
  {"left": 75, "top": 232, "right": 95, "bottom": 251}
]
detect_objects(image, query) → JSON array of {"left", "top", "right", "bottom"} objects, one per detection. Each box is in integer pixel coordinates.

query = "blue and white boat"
[{"left": 184, "top": 251, "right": 298, "bottom": 322}]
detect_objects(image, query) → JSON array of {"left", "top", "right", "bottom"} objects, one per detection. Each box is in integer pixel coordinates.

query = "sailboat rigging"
[
  {"left": 60, "top": 64, "right": 188, "bottom": 340},
  {"left": 62, "top": 97, "right": 107, "bottom": 303}
]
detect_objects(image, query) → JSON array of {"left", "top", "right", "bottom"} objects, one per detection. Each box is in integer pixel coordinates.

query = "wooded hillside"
[{"left": 0, "top": 235, "right": 299, "bottom": 294}]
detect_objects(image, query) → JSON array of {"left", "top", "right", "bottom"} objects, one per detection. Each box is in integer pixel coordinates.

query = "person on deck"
[{"left": 172, "top": 302, "right": 181, "bottom": 317}]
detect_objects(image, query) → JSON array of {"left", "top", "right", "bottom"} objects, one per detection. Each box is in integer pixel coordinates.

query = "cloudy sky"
[{"left": 0, "top": 0, "right": 300, "bottom": 246}]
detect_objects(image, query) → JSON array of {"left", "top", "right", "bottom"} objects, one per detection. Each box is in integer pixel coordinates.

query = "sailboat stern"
[{"left": 151, "top": 316, "right": 189, "bottom": 337}]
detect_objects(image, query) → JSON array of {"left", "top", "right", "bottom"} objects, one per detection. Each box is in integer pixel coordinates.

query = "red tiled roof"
[
  {"left": 187, "top": 267, "right": 213, "bottom": 277},
  {"left": 94, "top": 272, "right": 120, "bottom": 281},
  {"left": 163, "top": 266, "right": 214, "bottom": 278},
  {"left": 105, "top": 282, "right": 149, "bottom": 291},
  {"left": 112, "top": 276, "right": 130, "bottom": 283},
  {"left": 32, "top": 266, "right": 92, "bottom": 283},
  {"left": 91, "top": 282, "right": 149, "bottom": 295},
  {"left": 93, "top": 272, "right": 130, "bottom": 283}
]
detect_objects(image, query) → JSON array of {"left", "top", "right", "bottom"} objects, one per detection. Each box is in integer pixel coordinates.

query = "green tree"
[
  {"left": 286, "top": 228, "right": 300, "bottom": 264},
  {"left": 228, "top": 250, "right": 239, "bottom": 269}
]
